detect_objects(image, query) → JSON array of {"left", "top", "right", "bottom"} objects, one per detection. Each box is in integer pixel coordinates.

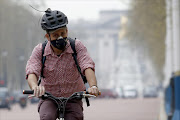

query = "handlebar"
[
  {"left": 23, "top": 90, "right": 101, "bottom": 119},
  {"left": 23, "top": 90, "right": 101, "bottom": 99}
]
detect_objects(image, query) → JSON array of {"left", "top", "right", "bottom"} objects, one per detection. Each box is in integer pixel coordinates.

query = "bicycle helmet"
[{"left": 41, "top": 8, "right": 68, "bottom": 32}]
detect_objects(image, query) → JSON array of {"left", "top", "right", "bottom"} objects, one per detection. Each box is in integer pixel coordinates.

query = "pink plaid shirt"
[{"left": 26, "top": 39, "right": 95, "bottom": 97}]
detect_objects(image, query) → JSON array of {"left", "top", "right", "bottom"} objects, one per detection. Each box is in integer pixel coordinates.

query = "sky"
[{"left": 44, "top": 0, "right": 131, "bottom": 21}]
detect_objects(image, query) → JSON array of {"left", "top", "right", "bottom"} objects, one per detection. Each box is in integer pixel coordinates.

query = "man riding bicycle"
[{"left": 25, "top": 8, "right": 99, "bottom": 120}]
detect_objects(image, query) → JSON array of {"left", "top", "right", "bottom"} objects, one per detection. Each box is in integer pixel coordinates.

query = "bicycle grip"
[{"left": 23, "top": 90, "right": 34, "bottom": 94}]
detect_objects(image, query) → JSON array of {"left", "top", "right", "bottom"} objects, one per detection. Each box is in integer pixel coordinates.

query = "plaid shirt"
[{"left": 26, "top": 39, "right": 95, "bottom": 97}]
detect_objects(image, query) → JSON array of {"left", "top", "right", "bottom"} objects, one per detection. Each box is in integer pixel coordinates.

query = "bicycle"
[{"left": 23, "top": 90, "right": 100, "bottom": 120}]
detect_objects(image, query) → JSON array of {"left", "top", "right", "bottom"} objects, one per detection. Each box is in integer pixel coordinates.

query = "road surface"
[{"left": 0, "top": 98, "right": 161, "bottom": 120}]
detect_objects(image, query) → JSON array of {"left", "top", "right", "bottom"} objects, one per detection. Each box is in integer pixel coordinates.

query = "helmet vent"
[
  {"left": 46, "top": 14, "right": 51, "bottom": 17},
  {"left": 58, "top": 19, "right": 63, "bottom": 23},
  {"left": 57, "top": 15, "right": 62, "bottom": 18},
  {"left": 48, "top": 17, "right": 54, "bottom": 20},
  {"left": 51, "top": 21, "right": 56, "bottom": 25}
]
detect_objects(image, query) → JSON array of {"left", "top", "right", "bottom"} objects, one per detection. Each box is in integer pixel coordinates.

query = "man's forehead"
[{"left": 49, "top": 27, "right": 66, "bottom": 34}]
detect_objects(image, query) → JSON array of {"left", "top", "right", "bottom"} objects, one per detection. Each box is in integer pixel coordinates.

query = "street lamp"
[
  {"left": 1, "top": 50, "right": 8, "bottom": 87},
  {"left": 2, "top": 51, "right": 8, "bottom": 57},
  {"left": 19, "top": 55, "right": 25, "bottom": 90},
  {"left": 19, "top": 56, "right": 25, "bottom": 61}
]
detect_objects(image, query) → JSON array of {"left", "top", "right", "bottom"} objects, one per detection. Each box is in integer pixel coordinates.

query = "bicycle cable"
[
  {"left": 25, "top": 0, "right": 46, "bottom": 12},
  {"left": 24, "top": 0, "right": 46, "bottom": 27}
]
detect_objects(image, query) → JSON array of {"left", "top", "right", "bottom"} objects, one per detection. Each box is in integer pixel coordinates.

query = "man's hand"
[
  {"left": 27, "top": 74, "right": 45, "bottom": 97},
  {"left": 32, "top": 85, "right": 45, "bottom": 97},
  {"left": 87, "top": 85, "right": 99, "bottom": 96}
]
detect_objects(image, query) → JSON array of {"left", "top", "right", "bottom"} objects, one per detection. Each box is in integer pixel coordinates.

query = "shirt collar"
[{"left": 43, "top": 40, "right": 74, "bottom": 56}]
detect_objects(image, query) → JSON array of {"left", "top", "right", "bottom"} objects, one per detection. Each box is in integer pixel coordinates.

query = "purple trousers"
[{"left": 38, "top": 99, "right": 84, "bottom": 120}]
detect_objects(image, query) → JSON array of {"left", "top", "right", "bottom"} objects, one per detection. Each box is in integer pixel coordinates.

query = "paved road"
[{"left": 0, "top": 98, "right": 161, "bottom": 120}]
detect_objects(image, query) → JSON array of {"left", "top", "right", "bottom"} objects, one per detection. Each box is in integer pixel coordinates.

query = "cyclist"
[{"left": 25, "top": 8, "right": 99, "bottom": 120}]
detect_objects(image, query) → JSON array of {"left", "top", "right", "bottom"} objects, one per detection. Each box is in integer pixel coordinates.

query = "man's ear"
[
  {"left": 45, "top": 34, "right": 50, "bottom": 41},
  {"left": 66, "top": 28, "right": 68, "bottom": 36}
]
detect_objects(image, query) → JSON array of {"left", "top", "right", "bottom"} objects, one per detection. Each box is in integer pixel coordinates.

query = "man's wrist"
[{"left": 90, "top": 85, "right": 98, "bottom": 88}]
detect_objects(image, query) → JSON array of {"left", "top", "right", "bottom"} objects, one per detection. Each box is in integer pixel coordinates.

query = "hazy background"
[
  {"left": 0, "top": 0, "right": 168, "bottom": 120},
  {"left": 0, "top": 0, "right": 165, "bottom": 91}
]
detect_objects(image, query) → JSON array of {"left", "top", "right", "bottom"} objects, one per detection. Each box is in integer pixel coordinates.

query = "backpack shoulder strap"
[
  {"left": 41, "top": 41, "right": 47, "bottom": 67},
  {"left": 38, "top": 41, "right": 47, "bottom": 86},
  {"left": 68, "top": 37, "right": 77, "bottom": 55},
  {"left": 68, "top": 37, "right": 90, "bottom": 107},
  {"left": 68, "top": 37, "right": 87, "bottom": 84}
]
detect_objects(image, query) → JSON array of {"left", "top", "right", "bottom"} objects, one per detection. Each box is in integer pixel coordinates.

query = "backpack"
[{"left": 38, "top": 37, "right": 90, "bottom": 106}]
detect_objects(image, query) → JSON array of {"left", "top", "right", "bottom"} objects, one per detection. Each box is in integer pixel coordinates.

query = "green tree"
[
  {"left": 127, "top": 0, "right": 166, "bottom": 81},
  {"left": 0, "top": 0, "right": 45, "bottom": 90}
]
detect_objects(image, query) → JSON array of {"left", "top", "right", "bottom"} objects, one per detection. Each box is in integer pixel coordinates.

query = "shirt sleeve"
[
  {"left": 25, "top": 43, "right": 43, "bottom": 80},
  {"left": 76, "top": 39, "right": 95, "bottom": 75}
]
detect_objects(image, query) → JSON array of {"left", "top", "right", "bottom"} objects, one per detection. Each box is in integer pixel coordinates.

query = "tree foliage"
[
  {"left": 0, "top": 0, "right": 45, "bottom": 89},
  {"left": 127, "top": 0, "right": 166, "bottom": 81}
]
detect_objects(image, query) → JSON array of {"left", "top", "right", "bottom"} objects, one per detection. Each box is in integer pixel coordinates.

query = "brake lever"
[
  {"left": 83, "top": 94, "right": 96, "bottom": 98},
  {"left": 28, "top": 93, "right": 49, "bottom": 99},
  {"left": 28, "top": 95, "right": 35, "bottom": 99}
]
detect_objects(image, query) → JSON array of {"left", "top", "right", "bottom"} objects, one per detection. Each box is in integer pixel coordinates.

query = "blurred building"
[
  {"left": 69, "top": 10, "right": 129, "bottom": 88},
  {"left": 96, "top": 11, "right": 126, "bottom": 88},
  {"left": 68, "top": 9, "right": 159, "bottom": 94}
]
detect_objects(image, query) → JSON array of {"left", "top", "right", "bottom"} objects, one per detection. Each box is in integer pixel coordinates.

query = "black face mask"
[{"left": 50, "top": 36, "right": 67, "bottom": 50}]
